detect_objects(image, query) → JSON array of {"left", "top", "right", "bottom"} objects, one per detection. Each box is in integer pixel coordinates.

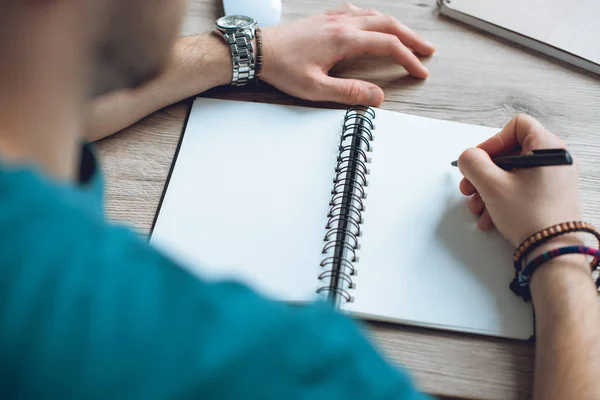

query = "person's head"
[{"left": 0, "top": 0, "right": 187, "bottom": 98}]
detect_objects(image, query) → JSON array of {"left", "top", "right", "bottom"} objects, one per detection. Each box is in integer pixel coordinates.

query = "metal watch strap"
[{"left": 225, "top": 31, "right": 255, "bottom": 86}]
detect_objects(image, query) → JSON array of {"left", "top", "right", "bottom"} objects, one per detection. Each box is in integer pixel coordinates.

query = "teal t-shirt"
[{"left": 0, "top": 146, "right": 427, "bottom": 399}]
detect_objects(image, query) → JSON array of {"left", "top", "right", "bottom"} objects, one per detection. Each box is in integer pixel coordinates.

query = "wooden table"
[{"left": 96, "top": 1, "right": 600, "bottom": 398}]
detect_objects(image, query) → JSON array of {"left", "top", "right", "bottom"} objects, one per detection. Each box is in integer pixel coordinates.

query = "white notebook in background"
[
  {"left": 438, "top": 0, "right": 600, "bottom": 75},
  {"left": 150, "top": 97, "right": 533, "bottom": 340}
]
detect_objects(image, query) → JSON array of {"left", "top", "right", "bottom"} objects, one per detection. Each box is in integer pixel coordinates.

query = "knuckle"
[
  {"left": 325, "top": 14, "right": 342, "bottom": 23},
  {"left": 326, "top": 23, "right": 352, "bottom": 41},
  {"left": 514, "top": 113, "right": 535, "bottom": 123},
  {"left": 343, "top": 3, "right": 357, "bottom": 10},
  {"left": 383, "top": 33, "right": 399, "bottom": 48},
  {"left": 521, "top": 133, "right": 538, "bottom": 151},
  {"left": 515, "top": 113, "right": 565, "bottom": 146},
  {"left": 342, "top": 81, "right": 363, "bottom": 103},
  {"left": 458, "top": 147, "right": 480, "bottom": 166},
  {"left": 364, "top": 8, "right": 381, "bottom": 16},
  {"left": 514, "top": 113, "right": 541, "bottom": 134},
  {"left": 382, "top": 15, "right": 397, "bottom": 25}
]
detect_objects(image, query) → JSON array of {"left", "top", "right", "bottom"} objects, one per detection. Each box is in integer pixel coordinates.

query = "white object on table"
[
  {"left": 438, "top": 0, "right": 600, "bottom": 75},
  {"left": 223, "top": 0, "right": 282, "bottom": 26}
]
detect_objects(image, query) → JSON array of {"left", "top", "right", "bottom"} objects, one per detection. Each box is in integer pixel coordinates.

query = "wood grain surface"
[{"left": 95, "top": 1, "right": 600, "bottom": 399}]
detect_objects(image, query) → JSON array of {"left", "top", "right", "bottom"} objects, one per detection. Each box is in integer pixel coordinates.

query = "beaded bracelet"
[
  {"left": 510, "top": 221, "right": 600, "bottom": 301},
  {"left": 254, "top": 27, "right": 263, "bottom": 84},
  {"left": 510, "top": 246, "right": 600, "bottom": 301},
  {"left": 512, "top": 221, "right": 600, "bottom": 273}
]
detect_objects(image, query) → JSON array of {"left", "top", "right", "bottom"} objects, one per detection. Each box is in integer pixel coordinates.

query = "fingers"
[
  {"left": 478, "top": 114, "right": 565, "bottom": 156},
  {"left": 459, "top": 178, "right": 476, "bottom": 196},
  {"left": 352, "top": 31, "right": 429, "bottom": 78},
  {"left": 316, "top": 76, "right": 384, "bottom": 106},
  {"left": 358, "top": 15, "right": 435, "bottom": 56},
  {"left": 465, "top": 190, "right": 495, "bottom": 231},
  {"left": 463, "top": 177, "right": 495, "bottom": 231},
  {"left": 325, "top": 3, "right": 360, "bottom": 15},
  {"left": 326, "top": 4, "right": 381, "bottom": 16},
  {"left": 322, "top": 4, "right": 435, "bottom": 78},
  {"left": 466, "top": 190, "right": 495, "bottom": 231},
  {"left": 457, "top": 147, "right": 507, "bottom": 197},
  {"left": 468, "top": 192, "right": 485, "bottom": 215},
  {"left": 478, "top": 209, "right": 495, "bottom": 231}
]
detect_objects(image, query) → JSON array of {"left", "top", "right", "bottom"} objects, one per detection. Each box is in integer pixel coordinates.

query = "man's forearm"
[
  {"left": 85, "top": 34, "right": 230, "bottom": 141},
  {"left": 530, "top": 254, "right": 600, "bottom": 400}
]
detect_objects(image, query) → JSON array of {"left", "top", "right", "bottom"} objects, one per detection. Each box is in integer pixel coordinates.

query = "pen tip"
[{"left": 451, "top": 160, "right": 458, "bottom": 167}]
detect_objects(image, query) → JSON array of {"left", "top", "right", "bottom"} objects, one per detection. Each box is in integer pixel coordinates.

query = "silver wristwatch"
[{"left": 214, "top": 15, "right": 258, "bottom": 87}]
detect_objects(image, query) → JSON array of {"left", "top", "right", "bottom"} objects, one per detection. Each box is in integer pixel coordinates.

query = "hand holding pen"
[{"left": 455, "top": 115, "right": 581, "bottom": 248}]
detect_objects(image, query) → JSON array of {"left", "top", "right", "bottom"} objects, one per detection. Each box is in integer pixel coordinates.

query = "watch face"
[{"left": 217, "top": 15, "right": 254, "bottom": 30}]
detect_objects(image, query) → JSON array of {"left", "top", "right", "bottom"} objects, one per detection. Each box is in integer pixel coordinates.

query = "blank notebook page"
[
  {"left": 151, "top": 98, "right": 342, "bottom": 302},
  {"left": 341, "top": 110, "right": 533, "bottom": 339}
]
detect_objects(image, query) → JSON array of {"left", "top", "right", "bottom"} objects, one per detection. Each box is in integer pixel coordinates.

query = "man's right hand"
[
  {"left": 458, "top": 115, "right": 600, "bottom": 400},
  {"left": 456, "top": 114, "right": 582, "bottom": 249}
]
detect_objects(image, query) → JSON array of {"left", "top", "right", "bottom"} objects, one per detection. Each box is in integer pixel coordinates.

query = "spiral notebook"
[{"left": 150, "top": 97, "right": 533, "bottom": 340}]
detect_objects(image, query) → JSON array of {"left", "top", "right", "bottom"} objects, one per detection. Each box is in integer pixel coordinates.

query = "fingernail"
[{"left": 369, "top": 87, "right": 381, "bottom": 104}]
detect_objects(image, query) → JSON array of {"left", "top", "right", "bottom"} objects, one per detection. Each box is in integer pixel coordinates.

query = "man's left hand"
[{"left": 260, "top": 4, "right": 435, "bottom": 106}]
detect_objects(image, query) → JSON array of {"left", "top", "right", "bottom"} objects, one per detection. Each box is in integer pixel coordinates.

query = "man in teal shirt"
[
  {"left": 0, "top": 145, "right": 421, "bottom": 398},
  {"left": 0, "top": 1, "right": 434, "bottom": 398},
  {"left": 2, "top": 1, "right": 600, "bottom": 399}
]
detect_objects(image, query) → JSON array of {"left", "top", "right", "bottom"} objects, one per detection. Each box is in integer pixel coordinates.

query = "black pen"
[{"left": 451, "top": 149, "right": 573, "bottom": 171}]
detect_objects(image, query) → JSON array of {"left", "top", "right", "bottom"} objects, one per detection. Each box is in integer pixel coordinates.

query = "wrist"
[
  {"left": 196, "top": 33, "right": 232, "bottom": 87},
  {"left": 257, "top": 27, "right": 275, "bottom": 85},
  {"left": 172, "top": 34, "right": 231, "bottom": 91},
  {"left": 528, "top": 233, "right": 595, "bottom": 297},
  {"left": 530, "top": 254, "right": 596, "bottom": 302}
]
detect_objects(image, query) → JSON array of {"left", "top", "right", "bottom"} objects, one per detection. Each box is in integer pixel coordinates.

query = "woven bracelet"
[
  {"left": 511, "top": 246, "right": 600, "bottom": 301},
  {"left": 513, "top": 221, "right": 600, "bottom": 273}
]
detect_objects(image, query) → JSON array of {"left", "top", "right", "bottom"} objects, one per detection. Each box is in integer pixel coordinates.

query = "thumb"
[
  {"left": 318, "top": 77, "right": 384, "bottom": 106},
  {"left": 457, "top": 147, "right": 506, "bottom": 198}
]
